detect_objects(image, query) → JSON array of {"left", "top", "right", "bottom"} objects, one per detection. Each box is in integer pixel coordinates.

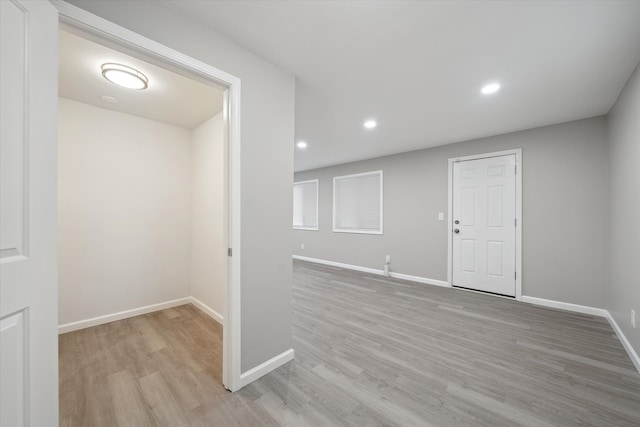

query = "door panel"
[
  {"left": 452, "top": 155, "right": 516, "bottom": 296},
  {"left": 0, "top": 310, "right": 27, "bottom": 427},
  {"left": 461, "top": 240, "right": 475, "bottom": 272},
  {"left": 0, "top": 0, "right": 27, "bottom": 259},
  {"left": 487, "top": 186, "right": 504, "bottom": 226},
  {"left": 487, "top": 241, "right": 504, "bottom": 277},
  {"left": 0, "top": 1, "right": 59, "bottom": 425},
  {"left": 460, "top": 188, "right": 476, "bottom": 226}
]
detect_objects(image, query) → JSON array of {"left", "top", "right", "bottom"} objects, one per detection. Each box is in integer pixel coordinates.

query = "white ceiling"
[
  {"left": 59, "top": 29, "right": 224, "bottom": 130},
  {"left": 163, "top": 0, "right": 640, "bottom": 171}
]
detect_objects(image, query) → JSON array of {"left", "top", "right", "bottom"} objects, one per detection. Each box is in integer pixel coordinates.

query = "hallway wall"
[
  {"left": 607, "top": 62, "right": 640, "bottom": 357},
  {"left": 294, "top": 117, "right": 609, "bottom": 308}
]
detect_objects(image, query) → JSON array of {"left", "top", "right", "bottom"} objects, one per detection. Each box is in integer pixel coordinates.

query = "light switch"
[{"left": 438, "top": 212, "right": 445, "bottom": 221}]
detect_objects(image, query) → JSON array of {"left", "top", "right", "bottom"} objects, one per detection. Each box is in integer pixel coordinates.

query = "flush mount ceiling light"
[
  {"left": 297, "top": 141, "right": 308, "bottom": 149},
  {"left": 101, "top": 63, "right": 148, "bottom": 90},
  {"left": 363, "top": 119, "right": 377, "bottom": 129},
  {"left": 481, "top": 82, "right": 501, "bottom": 95}
]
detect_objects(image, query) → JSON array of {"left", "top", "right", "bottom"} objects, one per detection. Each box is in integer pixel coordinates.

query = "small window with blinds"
[
  {"left": 333, "top": 170, "right": 383, "bottom": 234},
  {"left": 293, "top": 179, "right": 319, "bottom": 230}
]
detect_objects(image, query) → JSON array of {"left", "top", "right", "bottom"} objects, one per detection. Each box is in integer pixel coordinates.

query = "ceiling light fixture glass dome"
[{"left": 101, "top": 63, "right": 149, "bottom": 90}]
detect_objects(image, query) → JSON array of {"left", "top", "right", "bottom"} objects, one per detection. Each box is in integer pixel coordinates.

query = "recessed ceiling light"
[
  {"left": 481, "top": 83, "right": 500, "bottom": 95},
  {"left": 297, "top": 141, "right": 308, "bottom": 149},
  {"left": 363, "top": 120, "right": 377, "bottom": 129},
  {"left": 100, "top": 95, "right": 119, "bottom": 103},
  {"left": 101, "top": 63, "right": 149, "bottom": 90}
]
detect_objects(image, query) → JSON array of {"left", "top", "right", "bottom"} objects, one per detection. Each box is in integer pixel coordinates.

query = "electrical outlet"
[
  {"left": 301, "top": 243, "right": 304, "bottom": 250},
  {"left": 385, "top": 255, "right": 391, "bottom": 263},
  {"left": 632, "top": 309, "right": 636, "bottom": 329}
]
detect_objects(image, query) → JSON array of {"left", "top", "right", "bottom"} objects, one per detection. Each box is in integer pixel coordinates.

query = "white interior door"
[
  {"left": 452, "top": 154, "right": 516, "bottom": 296},
  {"left": 1, "top": 1, "right": 59, "bottom": 425}
]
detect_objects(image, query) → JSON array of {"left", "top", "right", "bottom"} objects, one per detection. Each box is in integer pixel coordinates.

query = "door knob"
[
  {"left": 454, "top": 220, "right": 459, "bottom": 224},
  {"left": 454, "top": 229, "right": 460, "bottom": 234}
]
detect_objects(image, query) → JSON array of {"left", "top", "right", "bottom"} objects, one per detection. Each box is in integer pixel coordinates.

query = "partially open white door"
[
  {"left": 452, "top": 154, "right": 517, "bottom": 297},
  {"left": 1, "top": 1, "right": 59, "bottom": 425}
]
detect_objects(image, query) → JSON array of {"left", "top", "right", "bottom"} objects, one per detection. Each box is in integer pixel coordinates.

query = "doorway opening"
[
  {"left": 56, "top": 6, "right": 242, "bottom": 392},
  {"left": 447, "top": 149, "right": 522, "bottom": 300}
]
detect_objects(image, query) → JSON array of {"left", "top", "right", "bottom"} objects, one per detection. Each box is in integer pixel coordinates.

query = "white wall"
[
  {"left": 191, "top": 113, "right": 226, "bottom": 318},
  {"left": 59, "top": 99, "right": 227, "bottom": 327},
  {"left": 58, "top": 98, "right": 192, "bottom": 325},
  {"left": 66, "top": 0, "right": 296, "bottom": 372},
  {"left": 607, "top": 62, "right": 640, "bottom": 356}
]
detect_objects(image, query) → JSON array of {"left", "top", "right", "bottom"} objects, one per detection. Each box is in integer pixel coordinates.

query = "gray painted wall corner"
[{"left": 607, "top": 62, "right": 640, "bottom": 356}]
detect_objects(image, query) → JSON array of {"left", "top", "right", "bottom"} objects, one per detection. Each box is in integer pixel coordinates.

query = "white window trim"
[
  {"left": 333, "top": 170, "right": 383, "bottom": 235},
  {"left": 293, "top": 179, "right": 319, "bottom": 231}
]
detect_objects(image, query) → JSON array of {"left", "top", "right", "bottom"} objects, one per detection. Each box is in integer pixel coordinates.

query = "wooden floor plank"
[
  {"left": 59, "top": 260, "right": 640, "bottom": 426},
  {"left": 107, "top": 369, "right": 156, "bottom": 427}
]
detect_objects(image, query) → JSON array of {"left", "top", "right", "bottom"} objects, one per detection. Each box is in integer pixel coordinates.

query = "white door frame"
[
  {"left": 53, "top": 1, "right": 243, "bottom": 391},
  {"left": 447, "top": 149, "right": 522, "bottom": 301}
]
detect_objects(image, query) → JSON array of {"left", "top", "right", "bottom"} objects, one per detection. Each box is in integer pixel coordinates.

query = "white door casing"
[
  {"left": 54, "top": 1, "right": 243, "bottom": 391},
  {"left": 449, "top": 151, "right": 521, "bottom": 297},
  {"left": 1, "top": 0, "right": 60, "bottom": 425}
]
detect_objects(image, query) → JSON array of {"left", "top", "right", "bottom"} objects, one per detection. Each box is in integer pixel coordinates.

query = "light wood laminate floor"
[{"left": 59, "top": 260, "right": 640, "bottom": 426}]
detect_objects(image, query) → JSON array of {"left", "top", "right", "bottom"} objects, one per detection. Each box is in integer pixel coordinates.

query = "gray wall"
[
  {"left": 294, "top": 117, "right": 609, "bottom": 308},
  {"left": 607, "top": 63, "right": 640, "bottom": 355},
  {"left": 68, "top": 0, "right": 295, "bottom": 372}
]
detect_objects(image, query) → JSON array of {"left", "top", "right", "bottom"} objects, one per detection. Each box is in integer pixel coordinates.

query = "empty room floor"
[{"left": 59, "top": 260, "right": 640, "bottom": 426}]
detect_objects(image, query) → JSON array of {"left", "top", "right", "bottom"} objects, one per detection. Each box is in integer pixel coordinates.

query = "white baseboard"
[
  {"left": 605, "top": 311, "right": 640, "bottom": 373},
  {"left": 389, "top": 271, "right": 449, "bottom": 287},
  {"left": 190, "top": 297, "right": 224, "bottom": 325},
  {"left": 239, "top": 348, "right": 295, "bottom": 388},
  {"left": 521, "top": 296, "right": 608, "bottom": 317},
  {"left": 293, "top": 255, "right": 382, "bottom": 275},
  {"left": 58, "top": 297, "right": 191, "bottom": 334},
  {"left": 58, "top": 296, "right": 225, "bottom": 334},
  {"left": 522, "top": 295, "right": 639, "bottom": 374},
  {"left": 293, "top": 255, "right": 449, "bottom": 288}
]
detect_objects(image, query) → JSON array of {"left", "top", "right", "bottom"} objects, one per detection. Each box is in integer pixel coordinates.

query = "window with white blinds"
[
  {"left": 333, "top": 170, "right": 383, "bottom": 234},
  {"left": 293, "top": 179, "right": 319, "bottom": 230}
]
